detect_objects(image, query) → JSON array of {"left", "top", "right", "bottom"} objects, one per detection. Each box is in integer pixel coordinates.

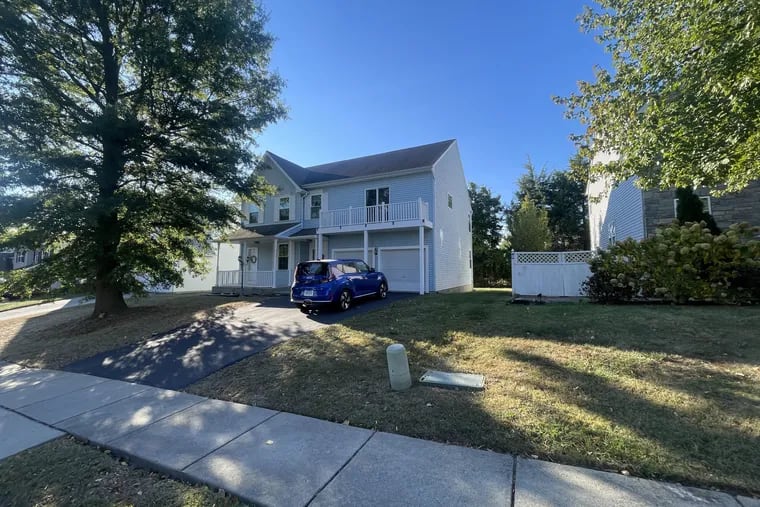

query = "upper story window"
[
  {"left": 279, "top": 197, "right": 291, "bottom": 221},
  {"left": 248, "top": 203, "right": 260, "bottom": 224},
  {"left": 310, "top": 194, "right": 322, "bottom": 219},
  {"left": 673, "top": 196, "right": 711, "bottom": 217},
  {"left": 468, "top": 213, "right": 472, "bottom": 232},
  {"left": 608, "top": 223, "right": 617, "bottom": 246},
  {"left": 447, "top": 193, "right": 453, "bottom": 209},
  {"left": 15, "top": 250, "right": 25, "bottom": 263},
  {"left": 365, "top": 187, "right": 390, "bottom": 207}
]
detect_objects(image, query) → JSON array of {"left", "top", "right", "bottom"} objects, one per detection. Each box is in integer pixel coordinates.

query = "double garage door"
[{"left": 332, "top": 247, "right": 427, "bottom": 293}]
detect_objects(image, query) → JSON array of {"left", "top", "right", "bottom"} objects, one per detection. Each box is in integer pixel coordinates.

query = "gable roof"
[{"left": 265, "top": 139, "right": 455, "bottom": 187}]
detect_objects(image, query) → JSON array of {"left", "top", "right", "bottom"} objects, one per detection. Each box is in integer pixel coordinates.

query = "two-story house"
[
  {"left": 214, "top": 139, "right": 473, "bottom": 295},
  {"left": 588, "top": 152, "right": 760, "bottom": 250}
]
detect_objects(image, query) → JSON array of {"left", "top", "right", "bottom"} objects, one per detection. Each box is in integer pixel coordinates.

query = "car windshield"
[{"left": 297, "top": 262, "right": 328, "bottom": 276}]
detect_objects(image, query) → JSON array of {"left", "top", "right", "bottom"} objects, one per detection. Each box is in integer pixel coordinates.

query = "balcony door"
[{"left": 365, "top": 187, "right": 390, "bottom": 223}]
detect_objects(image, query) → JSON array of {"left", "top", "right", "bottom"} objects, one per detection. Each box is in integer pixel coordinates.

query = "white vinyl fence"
[{"left": 511, "top": 251, "right": 593, "bottom": 297}]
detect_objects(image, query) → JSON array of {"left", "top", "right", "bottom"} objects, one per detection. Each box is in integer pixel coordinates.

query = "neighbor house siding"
[
  {"left": 588, "top": 176, "right": 645, "bottom": 250},
  {"left": 643, "top": 180, "right": 760, "bottom": 237},
  {"left": 431, "top": 141, "right": 473, "bottom": 292}
]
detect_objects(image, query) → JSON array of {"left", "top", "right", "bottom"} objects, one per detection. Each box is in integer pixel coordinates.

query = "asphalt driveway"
[{"left": 64, "top": 293, "right": 413, "bottom": 389}]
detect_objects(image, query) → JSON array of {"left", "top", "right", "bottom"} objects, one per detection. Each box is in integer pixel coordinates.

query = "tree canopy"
[
  {"left": 557, "top": 1, "right": 760, "bottom": 193},
  {"left": 507, "top": 160, "right": 588, "bottom": 251},
  {"left": 510, "top": 198, "right": 552, "bottom": 252},
  {"left": 468, "top": 182, "right": 509, "bottom": 286},
  {"left": 0, "top": 1, "right": 285, "bottom": 314}
]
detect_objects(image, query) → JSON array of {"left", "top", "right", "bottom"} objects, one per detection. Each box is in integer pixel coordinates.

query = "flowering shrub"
[{"left": 584, "top": 221, "right": 760, "bottom": 304}]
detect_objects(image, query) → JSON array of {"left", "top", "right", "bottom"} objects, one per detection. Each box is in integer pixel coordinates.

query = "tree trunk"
[{"left": 92, "top": 281, "right": 127, "bottom": 316}]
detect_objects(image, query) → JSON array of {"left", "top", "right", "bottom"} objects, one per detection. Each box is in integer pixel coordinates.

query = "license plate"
[{"left": 303, "top": 290, "right": 315, "bottom": 297}]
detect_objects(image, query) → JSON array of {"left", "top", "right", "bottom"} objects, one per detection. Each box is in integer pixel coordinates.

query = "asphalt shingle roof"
[{"left": 266, "top": 139, "right": 455, "bottom": 187}]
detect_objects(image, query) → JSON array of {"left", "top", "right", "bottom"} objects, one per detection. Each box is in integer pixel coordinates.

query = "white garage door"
[
  {"left": 379, "top": 248, "right": 424, "bottom": 293},
  {"left": 332, "top": 248, "right": 367, "bottom": 263}
]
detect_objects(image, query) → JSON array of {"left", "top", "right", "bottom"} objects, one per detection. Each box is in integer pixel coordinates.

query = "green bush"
[{"left": 584, "top": 221, "right": 760, "bottom": 304}]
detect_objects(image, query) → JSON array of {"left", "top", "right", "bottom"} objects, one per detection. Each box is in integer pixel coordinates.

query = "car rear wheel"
[
  {"left": 338, "top": 289, "right": 352, "bottom": 311},
  {"left": 376, "top": 282, "right": 388, "bottom": 299}
]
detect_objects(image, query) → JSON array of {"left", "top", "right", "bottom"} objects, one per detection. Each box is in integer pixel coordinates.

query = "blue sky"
[{"left": 255, "top": 1, "right": 609, "bottom": 203}]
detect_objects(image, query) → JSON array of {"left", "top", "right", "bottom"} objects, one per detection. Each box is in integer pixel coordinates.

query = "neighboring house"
[
  {"left": 214, "top": 139, "right": 473, "bottom": 295},
  {"left": 4, "top": 249, "right": 50, "bottom": 271},
  {"left": 588, "top": 152, "right": 760, "bottom": 250}
]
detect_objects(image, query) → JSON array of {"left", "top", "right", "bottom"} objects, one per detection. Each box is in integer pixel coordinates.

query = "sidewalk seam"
[
  {"left": 179, "top": 409, "right": 282, "bottom": 472},
  {"left": 510, "top": 455, "right": 517, "bottom": 507},
  {"left": 304, "top": 429, "right": 376, "bottom": 507}
]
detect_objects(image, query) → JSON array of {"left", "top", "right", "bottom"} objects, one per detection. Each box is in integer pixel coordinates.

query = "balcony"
[{"left": 318, "top": 199, "right": 432, "bottom": 233}]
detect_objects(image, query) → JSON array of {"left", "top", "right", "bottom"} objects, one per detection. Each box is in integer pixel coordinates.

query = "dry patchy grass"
[
  {"left": 0, "top": 293, "right": 253, "bottom": 369},
  {"left": 0, "top": 437, "right": 244, "bottom": 506},
  {"left": 188, "top": 290, "right": 760, "bottom": 495}
]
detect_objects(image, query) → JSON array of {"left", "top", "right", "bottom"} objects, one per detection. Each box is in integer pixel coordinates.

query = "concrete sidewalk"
[{"left": 0, "top": 361, "right": 756, "bottom": 507}]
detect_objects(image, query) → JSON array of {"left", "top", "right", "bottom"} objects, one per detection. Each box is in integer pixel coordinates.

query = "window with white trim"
[
  {"left": 310, "top": 194, "right": 322, "bottom": 219},
  {"left": 278, "top": 243, "right": 289, "bottom": 270},
  {"left": 15, "top": 250, "right": 25, "bottom": 263},
  {"left": 248, "top": 203, "right": 260, "bottom": 224},
  {"left": 608, "top": 223, "right": 617, "bottom": 246},
  {"left": 673, "top": 196, "right": 712, "bottom": 217},
  {"left": 447, "top": 193, "right": 453, "bottom": 209},
  {"left": 278, "top": 196, "right": 291, "bottom": 221}
]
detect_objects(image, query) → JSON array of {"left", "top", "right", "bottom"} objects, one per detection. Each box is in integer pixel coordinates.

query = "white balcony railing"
[
  {"left": 216, "top": 270, "right": 280, "bottom": 288},
  {"left": 320, "top": 199, "right": 429, "bottom": 229}
]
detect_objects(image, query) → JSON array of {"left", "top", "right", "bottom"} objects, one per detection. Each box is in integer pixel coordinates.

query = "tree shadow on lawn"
[
  {"left": 0, "top": 294, "right": 256, "bottom": 370},
  {"left": 502, "top": 349, "right": 760, "bottom": 494}
]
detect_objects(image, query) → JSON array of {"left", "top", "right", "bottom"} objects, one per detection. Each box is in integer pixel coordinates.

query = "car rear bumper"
[{"left": 291, "top": 297, "right": 334, "bottom": 307}]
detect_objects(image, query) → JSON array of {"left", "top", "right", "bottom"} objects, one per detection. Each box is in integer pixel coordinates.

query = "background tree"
[
  {"left": 675, "top": 188, "right": 721, "bottom": 234},
  {"left": 557, "top": 1, "right": 760, "bottom": 193},
  {"left": 0, "top": 1, "right": 286, "bottom": 315},
  {"left": 507, "top": 159, "right": 588, "bottom": 250},
  {"left": 468, "top": 183, "right": 509, "bottom": 287},
  {"left": 509, "top": 198, "right": 552, "bottom": 252}
]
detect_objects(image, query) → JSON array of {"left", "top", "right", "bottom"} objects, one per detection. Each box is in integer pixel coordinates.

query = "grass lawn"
[
  {"left": 0, "top": 293, "right": 253, "bottom": 369},
  {"left": 0, "top": 437, "right": 243, "bottom": 506},
  {"left": 0, "top": 297, "right": 57, "bottom": 313},
  {"left": 188, "top": 289, "right": 760, "bottom": 495}
]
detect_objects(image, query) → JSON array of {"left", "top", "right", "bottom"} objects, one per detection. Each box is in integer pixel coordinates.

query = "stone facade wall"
[{"left": 642, "top": 180, "right": 760, "bottom": 237}]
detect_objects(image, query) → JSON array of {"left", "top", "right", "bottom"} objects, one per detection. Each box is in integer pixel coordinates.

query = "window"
[
  {"left": 366, "top": 187, "right": 390, "bottom": 222},
  {"left": 15, "top": 250, "right": 25, "bottom": 263},
  {"left": 248, "top": 204, "right": 260, "bottom": 224},
  {"left": 278, "top": 243, "right": 289, "bottom": 270},
  {"left": 310, "top": 194, "right": 322, "bottom": 219},
  {"left": 279, "top": 197, "right": 290, "bottom": 221},
  {"left": 447, "top": 193, "right": 453, "bottom": 209},
  {"left": 353, "top": 260, "right": 370, "bottom": 273},
  {"left": 468, "top": 213, "right": 472, "bottom": 232},
  {"left": 469, "top": 250, "right": 472, "bottom": 269},
  {"left": 608, "top": 223, "right": 617, "bottom": 246},
  {"left": 673, "top": 196, "right": 712, "bottom": 217},
  {"left": 340, "top": 262, "right": 358, "bottom": 274}
]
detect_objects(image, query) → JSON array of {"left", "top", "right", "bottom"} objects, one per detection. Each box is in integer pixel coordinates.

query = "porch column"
[
  {"left": 317, "top": 233, "right": 323, "bottom": 259},
  {"left": 363, "top": 230, "right": 369, "bottom": 265},
  {"left": 272, "top": 239, "right": 278, "bottom": 288},
  {"left": 215, "top": 241, "right": 221, "bottom": 286},
  {"left": 418, "top": 226, "right": 425, "bottom": 295},
  {"left": 288, "top": 240, "right": 295, "bottom": 279}
]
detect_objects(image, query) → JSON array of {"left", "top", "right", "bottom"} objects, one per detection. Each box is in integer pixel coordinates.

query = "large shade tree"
[
  {"left": 0, "top": 1, "right": 285, "bottom": 315},
  {"left": 557, "top": 1, "right": 760, "bottom": 193}
]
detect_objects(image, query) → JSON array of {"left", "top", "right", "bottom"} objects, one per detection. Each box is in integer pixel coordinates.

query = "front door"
[{"left": 244, "top": 246, "right": 258, "bottom": 286}]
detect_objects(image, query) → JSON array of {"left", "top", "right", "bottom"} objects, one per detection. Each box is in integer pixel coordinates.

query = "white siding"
[
  {"left": 321, "top": 171, "right": 434, "bottom": 212},
  {"left": 588, "top": 174, "right": 645, "bottom": 250},
  {"left": 243, "top": 160, "right": 302, "bottom": 226},
  {"left": 176, "top": 242, "right": 239, "bottom": 292},
  {"left": 431, "top": 141, "right": 473, "bottom": 291}
]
